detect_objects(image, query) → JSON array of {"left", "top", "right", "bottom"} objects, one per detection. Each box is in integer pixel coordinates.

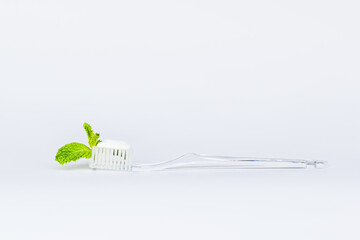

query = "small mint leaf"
[{"left": 83, "top": 122, "right": 101, "bottom": 148}]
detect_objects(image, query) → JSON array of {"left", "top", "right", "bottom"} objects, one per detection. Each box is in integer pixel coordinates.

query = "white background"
[{"left": 0, "top": 0, "right": 359, "bottom": 239}]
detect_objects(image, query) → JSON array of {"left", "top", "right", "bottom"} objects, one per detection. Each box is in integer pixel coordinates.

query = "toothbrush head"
[{"left": 89, "top": 140, "right": 133, "bottom": 171}]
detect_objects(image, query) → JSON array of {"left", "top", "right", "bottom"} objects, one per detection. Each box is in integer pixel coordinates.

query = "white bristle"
[{"left": 89, "top": 140, "right": 133, "bottom": 171}]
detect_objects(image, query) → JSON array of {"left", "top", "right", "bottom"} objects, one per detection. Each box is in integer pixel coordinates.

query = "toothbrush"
[{"left": 89, "top": 140, "right": 327, "bottom": 171}]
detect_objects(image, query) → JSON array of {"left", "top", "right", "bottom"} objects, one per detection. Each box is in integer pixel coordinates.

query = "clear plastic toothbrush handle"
[{"left": 132, "top": 153, "right": 327, "bottom": 171}]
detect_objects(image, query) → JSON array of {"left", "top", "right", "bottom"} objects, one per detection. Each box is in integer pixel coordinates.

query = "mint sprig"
[
  {"left": 55, "top": 123, "right": 101, "bottom": 165},
  {"left": 55, "top": 143, "right": 92, "bottom": 165}
]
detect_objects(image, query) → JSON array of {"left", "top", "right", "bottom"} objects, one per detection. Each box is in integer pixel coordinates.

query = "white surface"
[{"left": 0, "top": 0, "right": 359, "bottom": 239}]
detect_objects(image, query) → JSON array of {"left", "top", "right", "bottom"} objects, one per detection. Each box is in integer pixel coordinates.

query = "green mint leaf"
[
  {"left": 83, "top": 122, "right": 101, "bottom": 148},
  {"left": 55, "top": 142, "right": 92, "bottom": 165}
]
